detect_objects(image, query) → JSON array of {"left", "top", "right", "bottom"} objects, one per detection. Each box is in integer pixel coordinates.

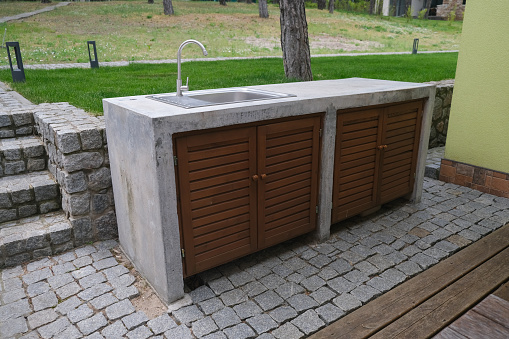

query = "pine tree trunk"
[
  {"left": 369, "top": 0, "right": 376, "bottom": 14},
  {"left": 279, "top": 0, "right": 313, "bottom": 81},
  {"left": 317, "top": 0, "right": 326, "bottom": 10},
  {"left": 163, "top": 0, "right": 174, "bottom": 15},
  {"left": 328, "top": 0, "right": 334, "bottom": 14},
  {"left": 259, "top": 0, "right": 269, "bottom": 18},
  {"left": 424, "top": 0, "right": 432, "bottom": 18},
  {"left": 219, "top": 0, "right": 227, "bottom": 6}
]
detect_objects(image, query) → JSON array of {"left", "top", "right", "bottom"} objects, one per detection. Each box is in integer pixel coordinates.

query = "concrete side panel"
[{"left": 104, "top": 103, "right": 174, "bottom": 304}]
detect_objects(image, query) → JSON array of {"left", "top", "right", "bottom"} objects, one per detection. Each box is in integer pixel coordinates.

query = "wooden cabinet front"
[
  {"left": 175, "top": 116, "right": 321, "bottom": 276},
  {"left": 332, "top": 100, "right": 423, "bottom": 224}
]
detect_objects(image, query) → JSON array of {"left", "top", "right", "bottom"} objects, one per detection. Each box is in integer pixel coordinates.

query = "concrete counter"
[{"left": 103, "top": 78, "right": 435, "bottom": 304}]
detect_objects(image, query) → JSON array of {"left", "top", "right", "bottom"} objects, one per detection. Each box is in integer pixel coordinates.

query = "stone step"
[
  {"left": 0, "top": 106, "right": 36, "bottom": 139},
  {"left": 0, "top": 171, "right": 60, "bottom": 224},
  {"left": 0, "top": 136, "right": 47, "bottom": 177},
  {"left": 0, "top": 211, "right": 73, "bottom": 267}
]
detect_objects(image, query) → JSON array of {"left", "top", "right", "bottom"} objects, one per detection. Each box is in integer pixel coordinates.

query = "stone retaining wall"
[
  {"left": 33, "top": 103, "right": 117, "bottom": 245},
  {"left": 427, "top": 80, "right": 454, "bottom": 149}
]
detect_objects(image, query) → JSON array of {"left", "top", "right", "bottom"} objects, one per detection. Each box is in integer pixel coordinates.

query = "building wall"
[{"left": 442, "top": 0, "right": 509, "bottom": 192}]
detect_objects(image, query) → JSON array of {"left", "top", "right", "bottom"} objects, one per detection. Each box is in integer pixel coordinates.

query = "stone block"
[
  {"left": 62, "top": 152, "right": 103, "bottom": 172},
  {"left": 77, "top": 313, "right": 108, "bottom": 335},
  {"left": 27, "top": 158, "right": 46, "bottom": 172},
  {"left": 3, "top": 235, "right": 25, "bottom": 255},
  {"left": 56, "top": 131, "right": 81, "bottom": 154},
  {"left": 0, "top": 130, "right": 15, "bottom": 138},
  {"left": 0, "top": 192, "right": 12, "bottom": 208},
  {"left": 69, "top": 192, "right": 91, "bottom": 216},
  {"left": 12, "top": 112, "right": 32, "bottom": 127},
  {"left": 39, "top": 201, "right": 60, "bottom": 214},
  {"left": 34, "top": 183, "right": 58, "bottom": 202},
  {"left": 25, "top": 231, "right": 48, "bottom": 251},
  {"left": 63, "top": 171, "right": 87, "bottom": 194},
  {"left": 71, "top": 217, "right": 94, "bottom": 245},
  {"left": 94, "top": 211, "right": 118, "bottom": 239},
  {"left": 3, "top": 148, "right": 22, "bottom": 160},
  {"left": 80, "top": 129, "right": 103, "bottom": 150},
  {"left": 4, "top": 160, "right": 25, "bottom": 175},
  {"left": 24, "top": 144, "right": 45, "bottom": 157},
  {"left": 88, "top": 167, "right": 112, "bottom": 191},
  {"left": 49, "top": 222, "right": 72, "bottom": 245},
  {"left": 0, "top": 113, "right": 11, "bottom": 127},
  {"left": 0, "top": 208, "right": 17, "bottom": 223}
]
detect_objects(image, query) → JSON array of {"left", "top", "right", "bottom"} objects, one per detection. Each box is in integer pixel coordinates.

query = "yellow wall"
[{"left": 444, "top": 0, "right": 509, "bottom": 173}]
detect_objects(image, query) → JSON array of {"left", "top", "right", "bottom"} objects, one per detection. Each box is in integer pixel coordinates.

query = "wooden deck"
[{"left": 309, "top": 223, "right": 509, "bottom": 339}]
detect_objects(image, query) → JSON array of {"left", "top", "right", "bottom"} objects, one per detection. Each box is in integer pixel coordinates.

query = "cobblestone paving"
[
  {"left": 425, "top": 146, "right": 445, "bottom": 179},
  {"left": 1, "top": 178, "right": 509, "bottom": 338}
]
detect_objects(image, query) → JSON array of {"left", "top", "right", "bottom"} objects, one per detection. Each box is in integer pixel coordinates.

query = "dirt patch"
[
  {"left": 112, "top": 246, "right": 167, "bottom": 319},
  {"left": 244, "top": 34, "right": 383, "bottom": 52}
]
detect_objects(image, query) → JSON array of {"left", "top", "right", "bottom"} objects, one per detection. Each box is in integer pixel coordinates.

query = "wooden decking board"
[
  {"left": 494, "top": 281, "right": 509, "bottom": 302},
  {"left": 308, "top": 223, "right": 509, "bottom": 339},
  {"left": 449, "top": 311, "right": 509, "bottom": 339},
  {"left": 432, "top": 327, "right": 467, "bottom": 339},
  {"left": 471, "top": 294, "right": 509, "bottom": 328},
  {"left": 370, "top": 247, "right": 509, "bottom": 338}
]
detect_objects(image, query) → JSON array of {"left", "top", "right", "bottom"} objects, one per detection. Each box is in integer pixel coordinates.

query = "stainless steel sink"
[{"left": 148, "top": 88, "right": 296, "bottom": 109}]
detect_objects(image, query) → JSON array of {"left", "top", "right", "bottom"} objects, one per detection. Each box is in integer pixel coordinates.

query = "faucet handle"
[{"left": 181, "top": 77, "right": 189, "bottom": 92}]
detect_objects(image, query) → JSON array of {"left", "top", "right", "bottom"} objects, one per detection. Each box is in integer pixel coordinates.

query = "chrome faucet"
[{"left": 176, "top": 39, "right": 208, "bottom": 96}]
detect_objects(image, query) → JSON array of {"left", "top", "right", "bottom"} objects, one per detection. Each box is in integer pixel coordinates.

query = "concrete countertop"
[{"left": 103, "top": 78, "right": 434, "bottom": 130}]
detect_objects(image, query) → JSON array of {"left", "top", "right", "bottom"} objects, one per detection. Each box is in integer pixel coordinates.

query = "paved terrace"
[{"left": 1, "top": 176, "right": 508, "bottom": 338}]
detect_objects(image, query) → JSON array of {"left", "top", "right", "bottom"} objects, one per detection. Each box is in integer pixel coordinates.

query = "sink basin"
[{"left": 148, "top": 88, "right": 296, "bottom": 109}]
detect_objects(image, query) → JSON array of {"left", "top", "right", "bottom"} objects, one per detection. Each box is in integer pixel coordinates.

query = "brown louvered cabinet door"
[
  {"left": 379, "top": 100, "right": 423, "bottom": 204},
  {"left": 175, "top": 115, "right": 321, "bottom": 277},
  {"left": 175, "top": 127, "right": 258, "bottom": 276},
  {"left": 332, "top": 108, "right": 383, "bottom": 223},
  {"left": 258, "top": 117, "right": 321, "bottom": 249},
  {"left": 332, "top": 100, "right": 424, "bottom": 224}
]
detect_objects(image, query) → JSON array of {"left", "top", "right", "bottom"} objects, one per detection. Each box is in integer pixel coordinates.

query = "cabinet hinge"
[
  {"left": 181, "top": 249, "right": 185, "bottom": 258},
  {"left": 174, "top": 156, "right": 178, "bottom": 166},
  {"left": 319, "top": 129, "right": 322, "bottom": 138},
  {"left": 316, "top": 205, "right": 319, "bottom": 214}
]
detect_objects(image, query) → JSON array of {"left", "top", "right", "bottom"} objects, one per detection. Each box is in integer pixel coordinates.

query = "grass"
[
  {"left": 0, "top": 52, "right": 458, "bottom": 115},
  {"left": 0, "top": 1, "right": 462, "bottom": 66},
  {"left": 0, "top": 1, "right": 55, "bottom": 17}
]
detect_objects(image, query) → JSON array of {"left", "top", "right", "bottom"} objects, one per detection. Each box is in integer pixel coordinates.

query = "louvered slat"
[{"left": 176, "top": 127, "right": 257, "bottom": 276}]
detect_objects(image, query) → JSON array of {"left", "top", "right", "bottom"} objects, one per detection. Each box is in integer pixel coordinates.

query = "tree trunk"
[
  {"left": 163, "top": 0, "right": 174, "bottom": 15},
  {"left": 424, "top": 0, "right": 432, "bottom": 18},
  {"left": 41, "top": 0, "right": 51, "bottom": 3},
  {"left": 259, "top": 0, "right": 269, "bottom": 18},
  {"left": 148, "top": 0, "right": 154, "bottom": 4},
  {"left": 272, "top": 0, "right": 279, "bottom": 5},
  {"left": 317, "top": 0, "right": 326, "bottom": 10},
  {"left": 219, "top": 0, "right": 227, "bottom": 5},
  {"left": 279, "top": 0, "right": 313, "bottom": 81},
  {"left": 247, "top": 0, "right": 252, "bottom": 4},
  {"left": 328, "top": 0, "right": 334, "bottom": 14},
  {"left": 369, "top": 0, "right": 376, "bottom": 14}
]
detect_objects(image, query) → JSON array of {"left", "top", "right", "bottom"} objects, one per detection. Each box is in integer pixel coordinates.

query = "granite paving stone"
[
  {"left": 350, "top": 284, "right": 380, "bottom": 303},
  {"left": 173, "top": 304, "right": 204, "bottom": 325},
  {"left": 272, "top": 322, "right": 304, "bottom": 339},
  {"left": 103, "top": 265, "right": 129, "bottom": 280},
  {"left": 72, "top": 265, "right": 97, "bottom": 280},
  {"left": 317, "top": 267, "right": 338, "bottom": 281},
  {"left": 327, "top": 276, "right": 356, "bottom": 294},
  {"left": 79, "top": 272, "right": 106, "bottom": 289},
  {"left": 90, "top": 292, "right": 119, "bottom": 309},
  {"left": 77, "top": 313, "right": 108, "bottom": 335},
  {"left": 105, "top": 299, "right": 136, "bottom": 320},
  {"left": 79, "top": 282, "right": 113, "bottom": 300},
  {"left": 126, "top": 325, "right": 152, "bottom": 339},
  {"left": 301, "top": 275, "right": 326, "bottom": 291},
  {"left": 310, "top": 286, "right": 338, "bottom": 305},
  {"left": 189, "top": 285, "right": 216, "bottom": 303},
  {"left": 109, "top": 273, "right": 135, "bottom": 289},
  {"left": 410, "top": 252, "right": 439, "bottom": 269},
  {"left": 269, "top": 306, "right": 298, "bottom": 324},
  {"left": 192, "top": 316, "right": 218, "bottom": 338},
  {"left": 2, "top": 287, "right": 26, "bottom": 303},
  {"left": 332, "top": 293, "right": 362, "bottom": 312},
  {"left": 73, "top": 255, "right": 93, "bottom": 268},
  {"left": 51, "top": 262, "right": 75, "bottom": 276},
  {"left": 22, "top": 267, "right": 53, "bottom": 285},
  {"left": 380, "top": 268, "right": 408, "bottom": 284},
  {"left": 395, "top": 261, "right": 422, "bottom": 277},
  {"left": 208, "top": 277, "right": 234, "bottom": 295},
  {"left": 164, "top": 324, "right": 193, "bottom": 339},
  {"left": 202, "top": 332, "right": 227, "bottom": 339},
  {"left": 91, "top": 250, "right": 113, "bottom": 262},
  {"left": 223, "top": 323, "right": 256, "bottom": 339},
  {"left": 32, "top": 290, "right": 58, "bottom": 311},
  {"left": 114, "top": 284, "right": 140, "bottom": 300},
  {"left": 246, "top": 313, "right": 278, "bottom": 334},
  {"left": 275, "top": 282, "right": 304, "bottom": 300},
  {"left": 316, "top": 303, "right": 344, "bottom": 324},
  {"left": 211, "top": 307, "right": 241, "bottom": 329},
  {"left": 291, "top": 309, "right": 325, "bottom": 335},
  {"left": 233, "top": 300, "right": 262, "bottom": 319},
  {"left": 92, "top": 257, "right": 118, "bottom": 271},
  {"left": 219, "top": 288, "right": 247, "bottom": 307},
  {"left": 287, "top": 293, "right": 319, "bottom": 312},
  {"left": 56, "top": 281, "right": 82, "bottom": 299},
  {"left": 253, "top": 290, "right": 284, "bottom": 311},
  {"left": 27, "top": 308, "right": 59, "bottom": 329},
  {"left": 48, "top": 272, "right": 74, "bottom": 289},
  {"left": 147, "top": 313, "right": 177, "bottom": 334},
  {"left": 122, "top": 311, "right": 149, "bottom": 330},
  {"left": 101, "top": 320, "right": 128, "bottom": 338},
  {"left": 68, "top": 304, "right": 94, "bottom": 323},
  {"left": 53, "top": 325, "right": 82, "bottom": 339},
  {"left": 0, "top": 316, "right": 28, "bottom": 337},
  {"left": 198, "top": 297, "right": 225, "bottom": 315},
  {"left": 38, "top": 317, "right": 71, "bottom": 339}
]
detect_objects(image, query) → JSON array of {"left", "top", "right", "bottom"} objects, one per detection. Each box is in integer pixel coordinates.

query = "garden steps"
[
  {"left": 0, "top": 136, "right": 47, "bottom": 177},
  {"left": 0, "top": 107, "right": 37, "bottom": 139},
  {"left": 0, "top": 171, "right": 60, "bottom": 225},
  {"left": 0, "top": 210, "right": 73, "bottom": 267}
]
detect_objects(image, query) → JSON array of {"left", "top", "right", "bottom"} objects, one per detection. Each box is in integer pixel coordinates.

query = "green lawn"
[
  {"left": 0, "top": 1, "right": 462, "bottom": 67},
  {"left": 0, "top": 52, "right": 458, "bottom": 115}
]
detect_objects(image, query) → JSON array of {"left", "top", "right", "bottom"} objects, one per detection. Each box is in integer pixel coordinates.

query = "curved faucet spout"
[{"left": 177, "top": 39, "right": 208, "bottom": 96}]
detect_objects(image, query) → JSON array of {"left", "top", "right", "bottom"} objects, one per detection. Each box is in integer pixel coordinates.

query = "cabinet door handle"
[
  {"left": 384, "top": 145, "right": 388, "bottom": 149},
  {"left": 252, "top": 175, "right": 259, "bottom": 181},
  {"left": 377, "top": 145, "right": 384, "bottom": 150},
  {"left": 261, "top": 174, "right": 267, "bottom": 180}
]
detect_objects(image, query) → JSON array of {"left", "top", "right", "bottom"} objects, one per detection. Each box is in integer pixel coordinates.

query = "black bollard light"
[
  {"left": 6, "top": 42, "right": 25, "bottom": 83},
  {"left": 412, "top": 38, "right": 419, "bottom": 55},
  {"left": 88, "top": 41, "right": 99, "bottom": 68}
]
